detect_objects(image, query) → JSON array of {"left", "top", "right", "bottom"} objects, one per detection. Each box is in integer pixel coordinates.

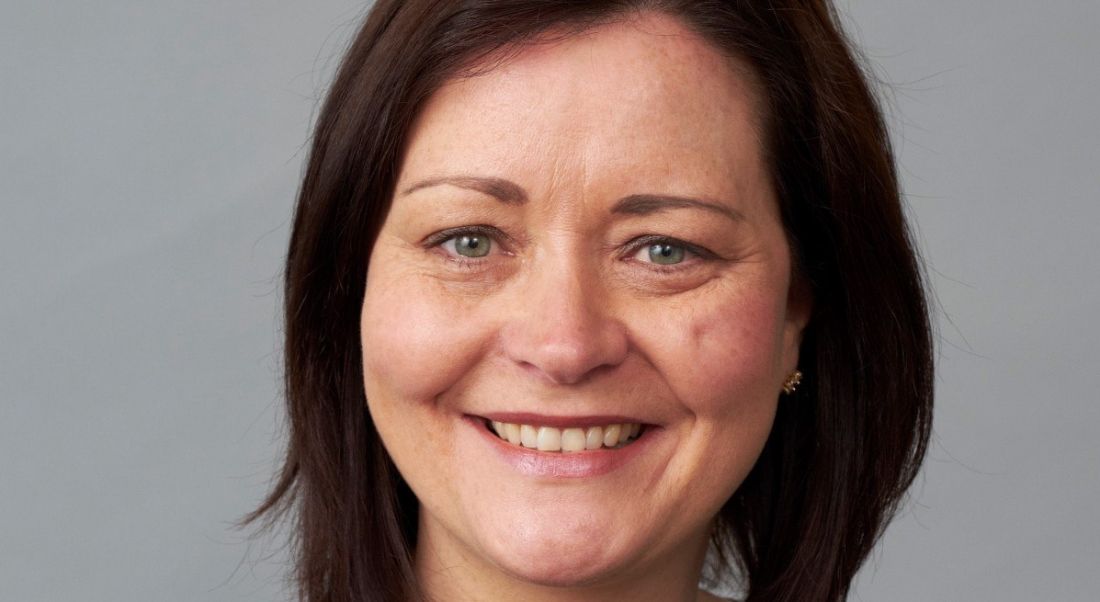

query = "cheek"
[
  {"left": 627, "top": 283, "right": 788, "bottom": 518},
  {"left": 360, "top": 274, "right": 487, "bottom": 411},
  {"left": 654, "top": 282, "right": 787, "bottom": 420},
  {"left": 359, "top": 263, "right": 506, "bottom": 512}
]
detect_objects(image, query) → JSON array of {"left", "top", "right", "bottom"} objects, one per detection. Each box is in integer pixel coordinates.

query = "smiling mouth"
[{"left": 485, "top": 420, "right": 644, "bottom": 452}]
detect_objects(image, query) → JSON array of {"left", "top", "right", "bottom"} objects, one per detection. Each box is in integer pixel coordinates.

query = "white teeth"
[
  {"left": 536, "top": 426, "right": 562, "bottom": 452},
  {"left": 504, "top": 423, "right": 521, "bottom": 445},
  {"left": 520, "top": 424, "right": 538, "bottom": 449},
  {"left": 603, "top": 424, "right": 621, "bottom": 447},
  {"left": 486, "top": 420, "right": 643, "bottom": 452},
  {"left": 585, "top": 426, "right": 604, "bottom": 450},
  {"left": 561, "top": 428, "right": 586, "bottom": 453}
]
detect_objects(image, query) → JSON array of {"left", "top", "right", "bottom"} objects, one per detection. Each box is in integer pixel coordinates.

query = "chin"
[
  {"left": 495, "top": 549, "right": 621, "bottom": 588},
  {"left": 477, "top": 517, "right": 640, "bottom": 588}
]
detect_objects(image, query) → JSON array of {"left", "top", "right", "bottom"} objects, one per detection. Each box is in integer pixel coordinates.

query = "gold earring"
[{"left": 782, "top": 370, "right": 803, "bottom": 395}]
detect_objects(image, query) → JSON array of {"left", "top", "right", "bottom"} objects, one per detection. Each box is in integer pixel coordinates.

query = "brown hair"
[{"left": 245, "top": 1, "right": 934, "bottom": 600}]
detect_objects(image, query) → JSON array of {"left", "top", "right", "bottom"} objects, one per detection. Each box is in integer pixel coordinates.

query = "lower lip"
[{"left": 463, "top": 416, "right": 659, "bottom": 478}]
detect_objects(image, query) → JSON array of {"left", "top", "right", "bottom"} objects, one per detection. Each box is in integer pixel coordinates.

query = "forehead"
[{"left": 400, "top": 12, "right": 769, "bottom": 207}]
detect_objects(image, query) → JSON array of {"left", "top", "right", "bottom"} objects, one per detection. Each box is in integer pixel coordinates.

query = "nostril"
[
  {"left": 516, "top": 356, "right": 619, "bottom": 387},
  {"left": 498, "top": 299, "right": 630, "bottom": 386}
]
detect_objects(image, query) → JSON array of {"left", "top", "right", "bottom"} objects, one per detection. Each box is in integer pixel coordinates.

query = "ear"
[{"left": 782, "top": 270, "right": 813, "bottom": 375}]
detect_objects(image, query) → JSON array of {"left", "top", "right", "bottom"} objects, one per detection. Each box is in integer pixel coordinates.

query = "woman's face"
[{"left": 361, "top": 12, "right": 809, "bottom": 595}]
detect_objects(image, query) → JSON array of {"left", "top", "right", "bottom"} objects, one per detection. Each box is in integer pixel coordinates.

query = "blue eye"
[
  {"left": 630, "top": 238, "right": 696, "bottom": 266},
  {"left": 426, "top": 226, "right": 503, "bottom": 262},
  {"left": 450, "top": 234, "right": 491, "bottom": 258},
  {"left": 646, "top": 242, "right": 685, "bottom": 265}
]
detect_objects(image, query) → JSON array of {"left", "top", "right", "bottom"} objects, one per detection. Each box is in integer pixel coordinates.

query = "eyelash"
[
  {"left": 422, "top": 225, "right": 506, "bottom": 270},
  {"left": 422, "top": 226, "right": 714, "bottom": 272},
  {"left": 622, "top": 234, "right": 713, "bottom": 272}
]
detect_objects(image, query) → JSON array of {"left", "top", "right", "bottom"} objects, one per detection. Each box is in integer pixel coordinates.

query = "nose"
[{"left": 499, "top": 255, "right": 629, "bottom": 386}]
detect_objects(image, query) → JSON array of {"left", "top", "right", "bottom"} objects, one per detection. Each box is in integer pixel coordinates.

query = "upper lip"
[{"left": 474, "top": 412, "right": 651, "bottom": 428}]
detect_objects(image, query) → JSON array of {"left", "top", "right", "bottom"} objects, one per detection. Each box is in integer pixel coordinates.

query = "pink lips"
[{"left": 463, "top": 415, "right": 657, "bottom": 478}]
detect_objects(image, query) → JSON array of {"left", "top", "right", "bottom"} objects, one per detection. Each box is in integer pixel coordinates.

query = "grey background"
[{"left": 2, "top": 1, "right": 1097, "bottom": 600}]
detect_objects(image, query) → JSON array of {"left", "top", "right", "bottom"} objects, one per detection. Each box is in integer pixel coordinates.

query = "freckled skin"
[{"left": 360, "top": 12, "right": 810, "bottom": 602}]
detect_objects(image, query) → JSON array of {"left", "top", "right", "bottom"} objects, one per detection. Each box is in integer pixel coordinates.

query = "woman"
[{"left": 247, "top": 1, "right": 933, "bottom": 600}]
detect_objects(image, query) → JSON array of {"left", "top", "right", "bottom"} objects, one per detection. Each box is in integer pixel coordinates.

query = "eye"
[
  {"left": 447, "top": 233, "right": 492, "bottom": 258},
  {"left": 626, "top": 236, "right": 707, "bottom": 268},
  {"left": 642, "top": 242, "right": 685, "bottom": 265},
  {"left": 423, "top": 225, "right": 507, "bottom": 264}
]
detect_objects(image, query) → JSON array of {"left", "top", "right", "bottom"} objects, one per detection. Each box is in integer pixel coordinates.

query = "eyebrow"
[
  {"left": 401, "top": 176, "right": 528, "bottom": 205},
  {"left": 610, "top": 194, "right": 744, "bottom": 224},
  {"left": 401, "top": 175, "right": 743, "bottom": 223}
]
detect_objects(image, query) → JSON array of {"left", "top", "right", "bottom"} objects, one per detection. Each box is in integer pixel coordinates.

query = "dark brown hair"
[{"left": 246, "top": 1, "right": 934, "bottom": 600}]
